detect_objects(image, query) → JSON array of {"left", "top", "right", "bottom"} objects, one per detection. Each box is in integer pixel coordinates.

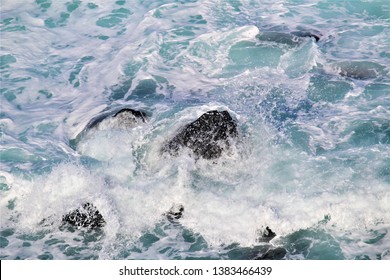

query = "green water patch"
[
  {"left": 45, "top": 12, "right": 70, "bottom": 28},
  {"left": 61, "top": 244, "right": 90, "bottom": 257},
  {"left": 225, "top": 243, "right": 273, "bottom": 260},
  {"left": 17, "top": 232, "right": 46, "bottom": 242},
  {"left": 37, "top": 122, "right": 57, "bottom": 134},
  {"left": 1, "top": 86, "right": 27, "bottom": 102},
  {"left": 0, "top": 17, "right": 26, "bottom": 32},
  {"left": 378, "top": 159, "right": 390, "bottom": 184},
  {"left": 38, "top": 252, "right": 54, "bottom": 260},
  {"left": 182, "top": 229, "right": 208, "bottom": 252},
  {"left": 172, "top": 25, "right": 199, "bottom": 37},
  {"left": 344, "top": 120, "right": 390, "bottom": 147},
  {"left": 0, "top": 55, "right": 17, "bottom": 68},
  {"left": 281, "top": 41, "right": 316, "bottom": 78},
  {"left": 22, "top": 242, "right": 31, "bottom": 247},
  {"left": 132, "top": 79, "right": 157, "bottom": 96},
  {"left": 345, "top": 1, "right": 390, "bottom": 19},
  {"left": 307, "top": 75, "right": 352, "bottom": 103},
  {"left": 45, "top": 238, "right": 66, "bottom": 246},
  {"left": 362, "top": 83, "right": 390, "bottom": 100},
  {"left": 0, "top": 237, "right": 9, "bottom": 248},
  {"left": 27, "top": 67, "right": 59, "bottom": 78},
  {"left": 66, "top": 0, "right": 81, "bottom": 13},
  {"left": 127, "top": 79, "right": 165, "bottom": 103},
  {"left": 110, "top": 79, "right": 133, "bottom": 101},
  {"left": 188, "top": 15, "right": 207, "bottom": 25},
  {"left": 139, "top": 233, "right": 160, "bottom": 249},
  {"left": 0, "top": 176, "right": 11, "bottom": 191},
  {"left": 69, "top": 56, "right": 95, "bottom": 88},
  {"left": 0, "top": 229, "right": 15, "bottom": 238},
  {"left": 97, "top": 35, "right": 109, "bottom": 40},
  {"left": 10, "top": 77, "right": 31, "bottom": 83},
  {"left": 282, "top": 229, "right": 344, "bottom": 260},
  {"left": 259, "top": 87, "right": 313, "bottom": 131},
  {"left": 97, "top": 16, "right": 121, "bottom": 28},
  {"left": 364, "top": 229, "right": 387, "bottom": 245},
  {"left": 87, "top": 3, "right": 98, "bottom": 9},
  {"left": 226, "top": 41, "right": 283, "bottom": 74},
  {"left": 109, "top": 61, "right": 142, "bottom": 100},
  {"left": 7, "top": 199, "right": 16, "bottom": 210},
  {"left": 96, "top": 8, "right": 133, "bottom": 28},
  {"left": 26, "top": 55, "right": 67, "bottom": 78},
  {"left": 227, "top": 0, "right": 242, "bottom": 12},
  {"left": 380, "top": 51, "right": 390, "bottom": 59},
  {"left": 37, "top": 89, "right": 53, "bottom": 99},
  {"left": 0, "top": 148, "right": 41, "bottom": 163},
  {"left": 36, "top": 0, "right": 51, "bottom": 11},
  {"left": 159, "top": 41, "right": 190, "bottom": 62}
]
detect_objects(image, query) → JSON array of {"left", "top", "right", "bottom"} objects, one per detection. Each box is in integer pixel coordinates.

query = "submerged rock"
[
  {"left": 256, "top": 30, "right": 321, "bottom": 47},
  {"left": 70, "top": 107, "right": 147, "bottom": 149},
  {"left": 291, "top": 30, "right": 322, "bottom": 42},
  {"left": 62, "top": 203, "right": 105, "bottom": 228},
  {"left": 257, "top": 31, "right": 303, "bottom": 47},
  {"left": 162, "top": 110, "right": 238, "bottom": 160},
  {"left": 86, "top": 108, "right": 147, "bottom": 131},
  {"left": 334, "top": 61, "right": 387, "bottom": 80},
  {"left": 254, "top": 247, "right": 287, "bottom": 260}
]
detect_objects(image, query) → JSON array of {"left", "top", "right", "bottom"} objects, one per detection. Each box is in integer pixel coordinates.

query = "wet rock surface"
[
  {"left": 166, "top": 204, "right": 184, "bottom": 222},
  {"left": 62, "top": 203, "right": 106, "bottom": 229},
  {"left": 162, "top": 110, "right": 238, "bottom": 160}
]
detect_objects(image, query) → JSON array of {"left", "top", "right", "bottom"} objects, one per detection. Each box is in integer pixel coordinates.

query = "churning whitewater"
[{"left": 1, "top": 0, "right": 389, "bottom": 260}]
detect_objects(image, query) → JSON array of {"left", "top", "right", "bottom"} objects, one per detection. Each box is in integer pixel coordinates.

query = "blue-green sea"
[{"left": 1, "top": 0, "right": 389, "bottom": 260}]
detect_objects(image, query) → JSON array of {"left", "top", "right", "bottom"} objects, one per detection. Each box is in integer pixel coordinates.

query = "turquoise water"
[{"left": 1, "top": 0, "right": 389, "bottom": 260}]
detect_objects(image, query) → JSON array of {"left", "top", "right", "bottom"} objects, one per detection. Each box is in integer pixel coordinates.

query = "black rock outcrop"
[
  {"left": 62, "top": 203, "right": 105, "bottom": 229},
  {"left": 162, "top": 110, "right": 238, "bottom": 160},
  {"left": 259, "top": 226, "right": 277, "bottom": 242}
]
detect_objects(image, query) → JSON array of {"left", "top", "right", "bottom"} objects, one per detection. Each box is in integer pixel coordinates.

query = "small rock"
[
  {"left": 166, "top": 204, "right": 184, "bottom": 222},
  {"left": 62, "top": 202, "right": 105, "bottom": 229}
]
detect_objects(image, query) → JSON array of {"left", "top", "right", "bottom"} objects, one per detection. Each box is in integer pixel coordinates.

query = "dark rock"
[
  {"left": 254, "top": 247, "right": 287, "bottom": 260},
  {"left": 113, "top": 108, "right": 147, "bottom": 121},
  {"left": 256, "top": 31, "right": 302, "bottom": 47},
  {"left": 62, "top": 203, "right": 105, "bottom": 228},
  {"left": 256, "top": 30, "right": 321, "bottom": 47},
  {"left": 162, "top": 110, "right": 238, "bottom": 160},
  {"left": 335, "top": 61, "right": 386, "bottom": 80},
  {"left": 87, "top": 108, "right": 147, "bottom": 131},
  {"left": 166, "top": 204, "right": 184, "bottom": 222},
  {"left": 260, "top": 226, "right": 277, "bottom": 242},
  {"left": 291, "top": 31, "right": 322, "bottom": 42}
]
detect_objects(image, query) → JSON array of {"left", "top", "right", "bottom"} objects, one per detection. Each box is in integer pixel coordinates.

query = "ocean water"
[{"left": 1, "top": 0, "right": 389, "bottom": 260}]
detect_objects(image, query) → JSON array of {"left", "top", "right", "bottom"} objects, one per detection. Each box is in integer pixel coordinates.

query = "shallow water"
[{"left": 1, "top": 0, "right": 389, "bottom": 260}]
